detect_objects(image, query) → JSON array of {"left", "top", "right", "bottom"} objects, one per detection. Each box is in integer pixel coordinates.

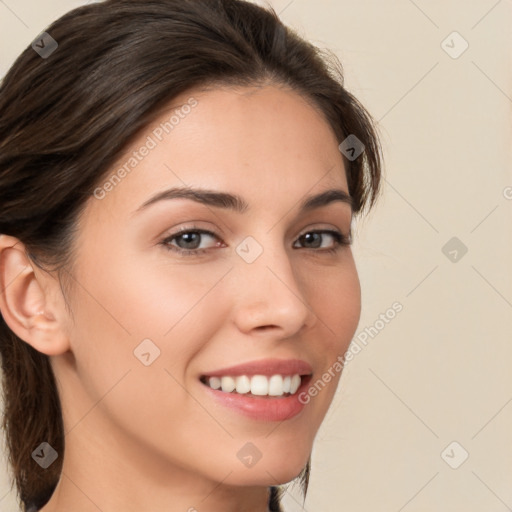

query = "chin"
[
  {"left": 263, "top": 463, "right": 308, "bottom": 486},
  {"left": 222, "top": 450, "right": 310, "bottom": 487}
]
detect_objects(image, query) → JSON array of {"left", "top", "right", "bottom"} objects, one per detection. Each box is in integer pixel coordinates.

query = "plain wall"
[{"left": 1, "top": 1, "right": 511, "bottom": 510}]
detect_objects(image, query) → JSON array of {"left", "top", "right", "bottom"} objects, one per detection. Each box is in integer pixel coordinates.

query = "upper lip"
[{"left": 201, "top": 358, "right": 313, "bottom": 378}]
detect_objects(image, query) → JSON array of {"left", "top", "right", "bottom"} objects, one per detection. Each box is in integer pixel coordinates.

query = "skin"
[{"left": 0, "top": 84, "right": 361, "bottom": 512}]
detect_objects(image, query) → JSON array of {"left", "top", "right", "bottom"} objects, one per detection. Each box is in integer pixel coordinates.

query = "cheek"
[
  {"left": 330, "top": 266, "right": 361, "bottom": 348},
  {"left": 306, "top": 252, "right": 361, "bottom": 351},
  {"left": 73, "top": 249, "right": 225, "bottom": 339},
  {"left": 64, "top": 257, "right": 232, "bottom": 466},
  {"left": 298, "top": 254, "right": 361, "bottom": 412},
  {"left": 66, "top": 250, "right": 234, "bottom": 406}
]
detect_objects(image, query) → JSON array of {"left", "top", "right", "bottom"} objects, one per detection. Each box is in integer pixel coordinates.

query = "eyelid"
[
  {"left": 159, "top": 222, "right": 351, "bottom": 257},
  {"left": 162, "top": 221, "right": 349, "bottom": 242},
  {"left": 160, "top": 226, "right": 222, "bottom": 254}
]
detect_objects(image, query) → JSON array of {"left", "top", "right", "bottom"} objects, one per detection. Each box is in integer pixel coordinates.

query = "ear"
[{"left": 0, "top": 234, "right": 71, "bottom": 356}]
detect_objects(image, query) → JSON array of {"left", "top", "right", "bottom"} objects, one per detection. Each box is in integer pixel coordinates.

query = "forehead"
[{"left": 86, "top": 84, "right": 349, "bottom": 222}]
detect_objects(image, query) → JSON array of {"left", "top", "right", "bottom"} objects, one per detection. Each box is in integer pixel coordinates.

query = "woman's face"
[{"left": 55, "top": 84, "right": 361, "bottom": 490}]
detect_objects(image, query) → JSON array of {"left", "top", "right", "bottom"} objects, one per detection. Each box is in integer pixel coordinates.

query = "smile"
[{"left": 200, "top": 373, "right": 307, "bottom": 397}]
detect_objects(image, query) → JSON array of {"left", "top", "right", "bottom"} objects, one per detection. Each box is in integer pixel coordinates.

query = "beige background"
[{"left": 1, "top": 0, "right": 511, "bottom": 510}]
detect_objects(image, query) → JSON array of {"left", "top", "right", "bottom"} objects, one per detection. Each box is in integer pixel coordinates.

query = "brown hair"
[{"left": 0, "top": 0, "right": 382, "bottom": 510}]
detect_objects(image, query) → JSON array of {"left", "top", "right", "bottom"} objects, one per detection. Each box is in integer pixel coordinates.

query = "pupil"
[
  {"left": 303, "top": 232, "right": 320, "bottom": 248},
  {"left": 181, "top": 233, "right": 199, "bottom": 249}
]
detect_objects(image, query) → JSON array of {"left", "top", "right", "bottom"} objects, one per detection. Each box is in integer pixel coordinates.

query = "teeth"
[
  {"left": 251, "top": 375, "right": 268, "bottom": 395},
  {"left": 283, "top": 375, "right": 291, "bottom": 393},
  {"left": 290, "top": 374, "right": 301, "bottom": 394},
  {"left": 235, "top": 375, "right": 251, "bottom": 394},
  {"left": 205, "top": 373, "right": 304, "bottom": 397},
  {"left": 268, "top": 375, "right": 282, "bottom": 396},
  {"left": 221, "top": 376, "right": 236, "bottom": 393},
  {"left": 209, "top": 376, "right": 221, "bottom": 390}
]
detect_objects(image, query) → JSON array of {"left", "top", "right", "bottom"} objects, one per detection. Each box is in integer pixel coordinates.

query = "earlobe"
[{"left": 0, "top": 235, "right": 70, "bottom": 356}]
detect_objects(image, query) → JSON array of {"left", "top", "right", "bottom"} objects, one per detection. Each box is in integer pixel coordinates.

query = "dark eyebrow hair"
[{"left": 132, "top": 186, "right": 353, "bottom": 216}]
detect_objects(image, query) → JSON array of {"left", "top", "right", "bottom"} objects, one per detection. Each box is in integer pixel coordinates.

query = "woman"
[{"left": 0, "top": 0, "right": 382, "bottom": 510}]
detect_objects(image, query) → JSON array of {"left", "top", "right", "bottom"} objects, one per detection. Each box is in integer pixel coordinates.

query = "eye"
[
  {"left": 294, "top": 230, "right": 351, "bottom": 253},
  {"left": 159, "top": 226, "right": 351, "bottom": 257},
  {"left": 160, "top": 227, "right": 222, "bottom": 257}
]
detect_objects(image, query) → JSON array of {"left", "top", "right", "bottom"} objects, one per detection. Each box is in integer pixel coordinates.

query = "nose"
[{"left": 229, "top": 237, "right": 317, "bottom": 338}]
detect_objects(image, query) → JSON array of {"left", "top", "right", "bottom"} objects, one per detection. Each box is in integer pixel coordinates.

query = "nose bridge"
[{"left": 230, "top": 231, "right": 314, "bottom": 335}]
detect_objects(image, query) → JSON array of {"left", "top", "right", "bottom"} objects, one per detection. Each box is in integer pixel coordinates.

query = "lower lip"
[{"left": 200, "top": 375, "right": 312, "bottom": 422}]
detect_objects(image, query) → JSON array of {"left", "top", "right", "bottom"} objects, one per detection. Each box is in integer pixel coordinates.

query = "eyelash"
[{"left": 159, "top": 226, "right": 352, "bottom": 257}]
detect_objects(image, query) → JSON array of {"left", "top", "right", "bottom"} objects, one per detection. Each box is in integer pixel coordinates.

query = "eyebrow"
[{"left": 132, "top": 186, "right": 353, "bottom": 216}]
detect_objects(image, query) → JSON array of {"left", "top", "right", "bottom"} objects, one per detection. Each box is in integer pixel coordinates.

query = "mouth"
[
  {"left": 197, "top": 357, "right": 314, "bottom": 421},
  {"left": 199, "top": 373, "right": 313, "bottom": 398}
]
